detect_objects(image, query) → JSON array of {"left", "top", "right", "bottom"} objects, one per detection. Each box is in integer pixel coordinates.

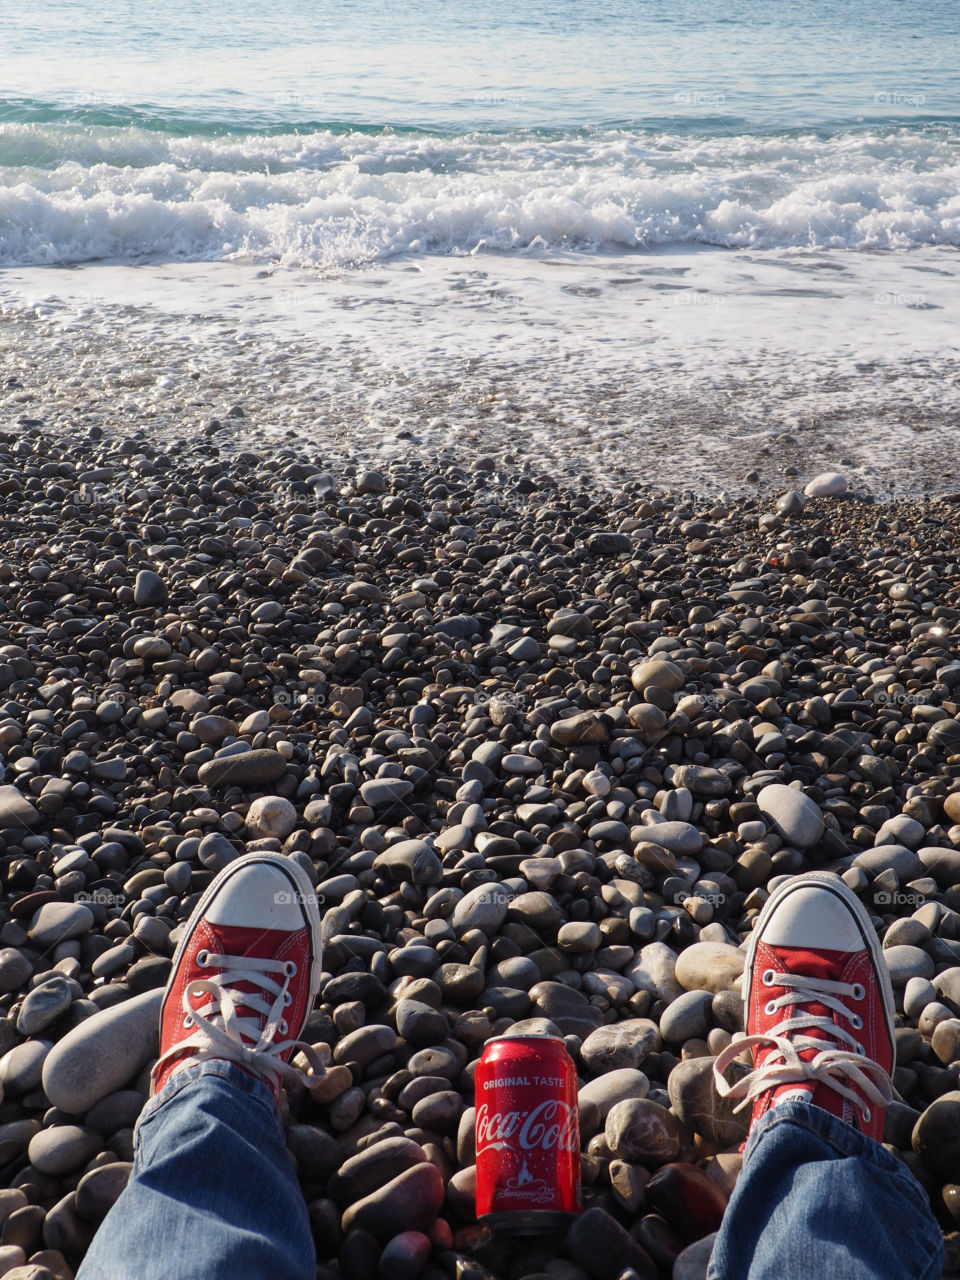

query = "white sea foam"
[{"left": 1, "top": 123, "right": 959, "bottom": 267}]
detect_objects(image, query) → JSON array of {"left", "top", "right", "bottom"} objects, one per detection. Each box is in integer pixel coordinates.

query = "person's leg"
[
  {"left": 711, "top": 871, "right": 944, "bottom": 1280},
  {"left": 77, "top": 852, "right": 325, "bottom": 1280},
  {"left": 77, "top": 1061, "right": 315, "bottom": 1280},
  {"left": 707, "top": 1098, "right": 943, "bottom": 1280}
]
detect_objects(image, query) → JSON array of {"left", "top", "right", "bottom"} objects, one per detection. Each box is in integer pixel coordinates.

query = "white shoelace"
[
  {"left": 713, "top": 970, "right": 893, "bottom": 1125},
  {"left": 151, "top": 949, "right": 326, "bottom": 1095}
]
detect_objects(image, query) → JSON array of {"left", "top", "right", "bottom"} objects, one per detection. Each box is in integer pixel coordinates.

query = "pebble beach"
[{"left": 0, "top": 389, "right": 956, "bottom": 1280}]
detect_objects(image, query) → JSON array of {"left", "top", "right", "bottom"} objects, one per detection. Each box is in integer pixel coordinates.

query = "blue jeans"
[
  {"left": 709, "top": 1100, "right": 944, "bottom": 1280},
  {"left": 76, "top": 1062, "right": 315, "bottom": 1280},
  {"left": 79, "top": 1081, "right": 943, "bottom": 1280}
]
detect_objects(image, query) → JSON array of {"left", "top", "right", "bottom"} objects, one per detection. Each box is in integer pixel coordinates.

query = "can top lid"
[{"left": 483, "top": 1032, "right": 566, "bottom": 1047}]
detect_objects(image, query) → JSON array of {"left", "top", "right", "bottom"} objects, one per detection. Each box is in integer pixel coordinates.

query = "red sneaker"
[
  {"left": 714, "top": 871, "right": 894, "bottom": 1143},
  {"left": 151, "top": 852, "right": 325, "bottom": 1100}
]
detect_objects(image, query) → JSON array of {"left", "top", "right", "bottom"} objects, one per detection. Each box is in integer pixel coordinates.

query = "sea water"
[{"left": 1, "top": 0, "right": 958, "bottom": 491}]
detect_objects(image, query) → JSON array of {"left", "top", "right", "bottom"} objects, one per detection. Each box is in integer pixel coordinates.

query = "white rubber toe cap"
[
  {"left": 205, "top": 861, "right": 313, "bottom": 931},
  {"left": 759, "top": 883, "right": 865, "bottom": 951}
]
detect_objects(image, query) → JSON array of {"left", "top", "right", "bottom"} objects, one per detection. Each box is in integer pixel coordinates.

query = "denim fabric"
[
  {"left": 708, "top": 1100, "right": 944, "bottom": 1280},
  {"left": 76, "top": 1061, "right": 315, "bottom": 1280}
]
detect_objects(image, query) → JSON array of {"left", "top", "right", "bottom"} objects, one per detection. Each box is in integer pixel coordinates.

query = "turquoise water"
[{"left": 1, "top": 0, "right": 958, "bottom": 266}]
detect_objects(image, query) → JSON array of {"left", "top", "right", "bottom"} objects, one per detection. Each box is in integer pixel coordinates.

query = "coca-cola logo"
[{"left": 476, "top": 1099, "right": 579, "bottom": 1154}]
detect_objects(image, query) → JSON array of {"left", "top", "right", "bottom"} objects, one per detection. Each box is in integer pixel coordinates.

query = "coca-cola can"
[{"left": 475, "top": 1033, "right": 581, "bottom": 1233}]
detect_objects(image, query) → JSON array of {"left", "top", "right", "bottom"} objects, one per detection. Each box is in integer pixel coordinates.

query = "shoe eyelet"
[
  {"left": 764, "top": 1000, "right": 778, "bottom": 1016},
  {"left": 849, "top": 1013, "right": 863, "bottom": 1031},
  {"left": 861, "top": 1107, "right": 871, "bottom": 1124},
  {"left": 279, "top": 1020, "right": 288, "bottom": 1034},
  {"left": 183, "top": 1014, "right": 193, "bottom": 1028},
  {"left": 852, "top": 983, "right": 865, "bottom": 1001},
  {"left": 762, "top": 970, "right": 776, "bottom": 986},
  {"left": 855, "top": 1043, "right": 866, "bottom": 1056},
  {"left": 196, "top": 950, "right": 209, "bottom": 967},
  {"left": 284, "top": 961, "right": 297, "bottom": 977}
]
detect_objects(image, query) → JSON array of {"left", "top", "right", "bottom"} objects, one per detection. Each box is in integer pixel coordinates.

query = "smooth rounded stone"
[
  {"left": 578, "top": 1068, "right": 649, "bottom": 1139},
  {"left": 395, "top": 999, "right": 447, "bottom": 1047},
  {"left": 605, "top": 1098, "right": 680, "bottom": 1164},
  {"left": 489, "top": 956, "right": 540, "bottom": 990},
  {"left": 659, "top": 991, "right": 714, "bottom": 1044},
  {"left": 285, "top": 1124, "right": 344, "bottom": 1183},
  {"left": 582, "top": 770, "right": 612, "bottom": 798},
  {"left": 853, "top": 845, "right": 925, "bottom": 884},
  {"left": 668, "top": 1056, "right": 749, "bottom": 1146},
  {"left": 498, "top": 1017, "right": 561, "bottom": 1039},
  {"left": 568, "top": 1205, "right": 656, "bottom": 1280},
  {"left": 918, "top": 1003, "right": 955, "bottom": 1037},
  {"left": 637, "top": 822, "right": 703, "bottom": 856},
  {"left": 756, "top": 784, "right": 824, "bottom": 849},
  {"left": 0, "top": 786, "right": 40, "bottom": 830},
  {"left": 775, "top": 490, "right": 806, "bottom": 516},
  {"left": 883, "top": 918, "right": 930, "bottom": 950},
  {"left": 0, "top": 1247, "right": 26, "bottom": 1275},
  {"left": 580, "top": 1019, "right": 661, "bottom": 1073},
  {"left": 625, "top": 943, "right": 684, "bottom": 1003},
  {"left": 935, "top": 968, "right": 960, "bottom": 1007},
  {"left": 16, "top": 977, "right": 74, "bottom": 1036},
  {"left": 450, "top": 884, "right": 509, "bottom": 936},
  {"left": 378, "top": 1230, "right": 432, "bottom": 1280},
  {"left": 675, "top": 943, "right": 745, "bottom": 995},
  {"left": 75, "top": 1162, "right": 133, "bottom": 1223},
  {"left": 374, "top": 841, "right": 442, "bottom": 887},
  {"left": 646, "top": 1162, "right": 727, "bottom": 1242},
  {"left": 631, "top": 660, "right": 685, "bottom": 694},
  {"left": 85, "top": 1090, "right": 146, "bottom": 1135},
  {"left": 931, "top": 1020, "right": 960, "bottom": 1066},
  {"left": 328, "top": 1137, "right": 427, "bottom": 1208},
  {"left": 529, "top": 982, "right": 604, "bottom": 1038},
  {"left": 508, "top": 892, "right": 562, "bottom": 930},
  {"left": 904, "top": 976, "right": 937, "bottom": 1022},
  {"left": 874, "top": 813, "right": 925, "bottom": 849},
  {"left": 42, "top": 989, "right": 163, "bottom": 1114},
  {"left": 410, "top": 1091, "right": 461, "bottom": 1133},
  {"left": 438, "top": 964, "right": 485, "bottom": 1004},
  {"left": 334, "top": 1025, "right": 400, "bottom": 1067},
  {"left": 133, "top": 569, "right": 167, "bottom": 605},
  {"left": 0, "top": 948, "right": 32, "bottom": 994},
  {"left": 197, "top": 749, "right": 288, "bottom": 788},
  {"left": 557, "top": 922, "right": 601, "bottom": 953},
  {"left": 883, "top": 945, "right": 935, "bottom": 985},
  {"left": 484, "top": 987, "right": 532, "bottom": 1023},
  {"left": 912, "top": 1090, "right": 960, "bottom": 1177},
  {"left": 27, "top": 902, "right": 94, "bottom": 948},
  {"left": 341, "top": 1163, "right": 444, "bottom": 1240},
  {"left": 1, "top": 1035, "right": 53, "bottom": 1097},
  {"left": 918, "top": 846, "right": 960, "bottom": 887},
  {"left": 550, "top": 712, "right": 610, "bottom": 747},
  {"left": 804, "top": 471, "right": 847, "bottom": 497},
  {"left": 27, "top": 1126, "right": 98, "bottom": 1176},
  {"left": 190, "top": 714, "right": 237, "bottom": 745},
  {"left": 0, "top": 1120, "right": 40, "bottom": 1164},
  {"left": 518, "top": 856, "right": 562, "bottom": 890},
  {"left": 196, "top": 832, "right": 242, "bottom": 872},
  {"left": 359, "top": 778, "right": 415, "bottom": 808},
  {"left": 244, "top": 795, "right": 298, "bottom": 839},
  {"left": 673, "top": 1233, "right": 718, "bottom": 1280}
]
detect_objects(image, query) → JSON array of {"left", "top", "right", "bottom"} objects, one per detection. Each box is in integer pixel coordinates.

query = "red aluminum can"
[{"left": 475, "top": 1034, "right": 581, "bottom": 1233}]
